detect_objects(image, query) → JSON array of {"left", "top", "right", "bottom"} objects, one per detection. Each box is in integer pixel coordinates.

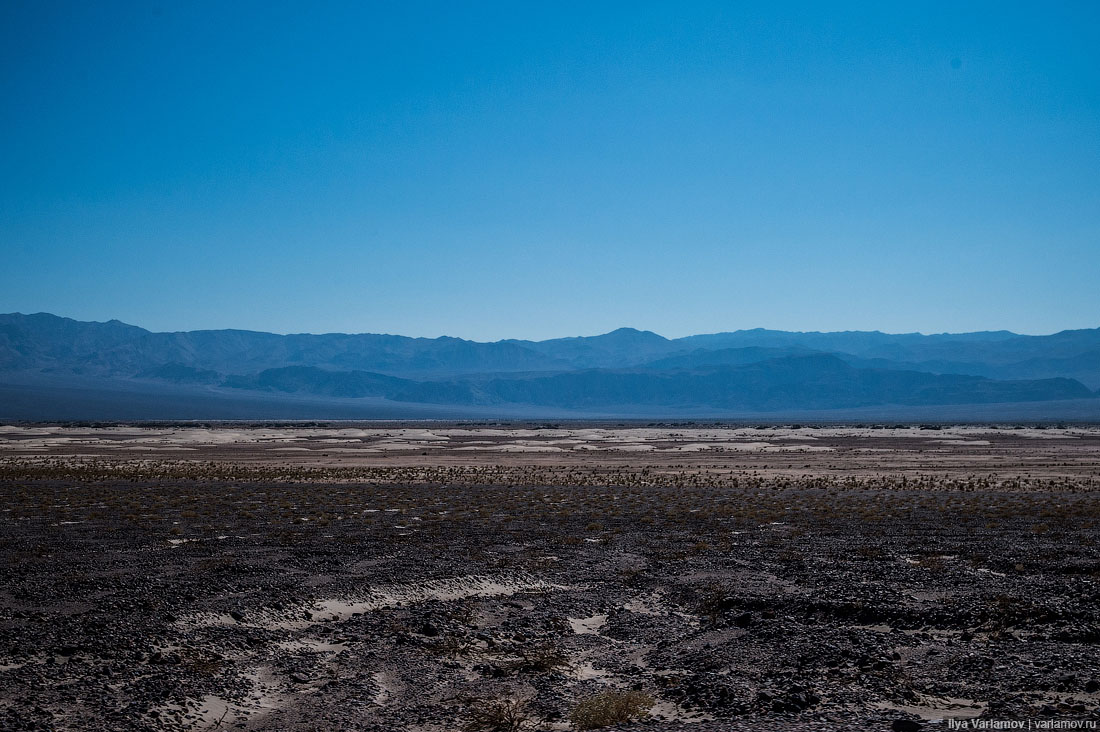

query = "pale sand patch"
[
  {"left": 762, "top": 444, "right": 835, "bottom": 452},
  {"left": 364, "top": 441, "right": 431, "bottom": 450},
  {"left": 0, "top": 426, "right": 59, "bottom": 435},
  {"left": 372, "top": 671, "right": 400, "bottom": 706},
  {"left": 275, "top": 638, "right": 346, "bottom": 654},
  {"left": 451, "top": 442, "right": 566, "bottom": 452},
  {"left": 973, "top": 567, "right": 1007, "bottom": 578},
  {"left": 872, "top": 697, "right": 986, "bottom": 721},
  {"left": 665, "top": 442, "right": 774, "bottom": 452},
  {"left": 495, "top": 444, "right": 564, "bottom": 453},
  {"left": 649, "top": 699, "right": 715, "bottom": 723},
  {"left": 569, "top": 613, "right": 608, "bottom": 635},
  {"left": 172, "top": 664, "right": 286, "bottom": 731},
  {"left": 322, "top": 447, "right": 385, "bottom": 453},
  {"left": 573, "top": 443, "right": 655, "bottom": 452},
  {"left": 572, "top": 660, "right": 613, "bottom": 682},
  {"left": 621, "top": 592, "right": 688, "bottom": 618},
  {"left": 180, "top": 574, "right": 566, "bottom": 633},
  {"left": 388, "top": 430, "right": 448, "bottom": 441},
  {"left": 119, "top": 446, "right": 197, "bottom": 451}
]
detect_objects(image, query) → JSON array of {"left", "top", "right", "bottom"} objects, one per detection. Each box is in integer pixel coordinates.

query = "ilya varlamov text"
[{"left": 948, "top": 721, "right": 1097, "bottom": 730}]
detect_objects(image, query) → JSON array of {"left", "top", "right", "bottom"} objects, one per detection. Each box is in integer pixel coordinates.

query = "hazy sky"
[{"left": 1, "top": 2, "right": 1098, "bottom": 340}]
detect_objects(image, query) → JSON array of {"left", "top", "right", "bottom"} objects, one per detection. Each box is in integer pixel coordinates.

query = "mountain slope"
[
  {"left": 674, "top": 328, "right": 1100, "bottom": 360},
  {"left": 2, "top": 313, "right": 1098, "bottom": 417},
  {"left": 206, "top": 355, "right": 1093, "bottom": 411},
  {"left": 0, "top": 313, "right": 569, "bottom": 377},
  {"left": 471, "top": 355, "right": 1092, "bottom": 410}
]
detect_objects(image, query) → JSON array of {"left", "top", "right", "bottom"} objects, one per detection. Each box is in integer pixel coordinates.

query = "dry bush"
[
  {"left": 177, "top": 648, "right": 225, "bottom": 676},
  {"left": 570, "top": 690, "right": 654, "bottom": 730},
  {"left": 511, "top": 643, "right": 569, "bottom": 674},
  {"left": 463, "top": 697, "right": 538, "bottom": 732}
]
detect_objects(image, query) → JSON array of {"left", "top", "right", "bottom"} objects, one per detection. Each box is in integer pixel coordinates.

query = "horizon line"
[{"left": 4, "top": 311, "right": 1097, "bottom": 343}]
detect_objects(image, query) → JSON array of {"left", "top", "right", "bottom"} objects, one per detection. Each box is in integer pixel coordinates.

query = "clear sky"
[{"left": 1, "top": 1, "right": 1098, "bottom": 341}]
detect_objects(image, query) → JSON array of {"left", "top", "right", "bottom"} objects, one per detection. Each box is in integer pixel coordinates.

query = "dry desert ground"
[{"left": 1, "top": 423, "right": 1099, "bottom": 731}]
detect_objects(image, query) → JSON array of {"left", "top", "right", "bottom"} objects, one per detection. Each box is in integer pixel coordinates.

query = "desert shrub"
[
  {"left": 570, "top": 690, "right": 653, "bottom": 730},
  {"left": 511, "top": 643, "right": 569, "bottom": 674},
  {"left": 697, "top": 585, "right": 738, "bottom": 625},
  {"left": 463, "top": 697, "right": 537, "bottom": 732},
  {"left": 177, "top": 648, "right": 225, "bottom": 676}
]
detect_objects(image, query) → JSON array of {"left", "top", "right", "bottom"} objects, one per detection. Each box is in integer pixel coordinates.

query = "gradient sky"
[{"left": 1, "top": 1, "right": 1098, "bottom": 340}]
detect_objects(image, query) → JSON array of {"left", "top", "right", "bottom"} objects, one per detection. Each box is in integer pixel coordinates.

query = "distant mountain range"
[{"left": 1, "top": 312, "right": 1098, "bottom": 420}]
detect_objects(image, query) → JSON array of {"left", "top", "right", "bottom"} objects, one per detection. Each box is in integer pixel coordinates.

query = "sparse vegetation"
[
  {"left": 569, "top": 690, "right": 654, "bottom": 730},
  {"left": 463, "top": 697, "right": 539, "bottom": 732},
  {"left": 511, "top": 643, "right": 569, "bottom": 674}
]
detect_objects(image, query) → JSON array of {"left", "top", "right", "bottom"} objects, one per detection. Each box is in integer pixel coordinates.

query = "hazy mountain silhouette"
[
  {"left": 0, "top": 313, "right": 569, "bottom": 376},
  {"left": 2, "top": 313, "right": 1098, "bottom": 419}
]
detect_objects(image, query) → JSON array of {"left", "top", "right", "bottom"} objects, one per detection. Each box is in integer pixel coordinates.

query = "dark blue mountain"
[{"left": 2, "top": 313, "right": 1098, "bottom": 417}]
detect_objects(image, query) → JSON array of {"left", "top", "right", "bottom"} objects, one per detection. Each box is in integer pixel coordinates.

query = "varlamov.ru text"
[{"left": 948, "top": 721, "right": 1097, "bottom": 730}]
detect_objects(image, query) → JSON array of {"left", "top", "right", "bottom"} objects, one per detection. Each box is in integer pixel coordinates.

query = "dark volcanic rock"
[
  {"left": 892, "top": 720, "right": 922, "bottom": 732},
  {"left": 2, "top": 428, "right": 1099, "bottom": 731}
]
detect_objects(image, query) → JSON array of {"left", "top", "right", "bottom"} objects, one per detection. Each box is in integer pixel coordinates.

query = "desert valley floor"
[{"left": 1, "top": 423, "right": 1099, "bottom": 731}]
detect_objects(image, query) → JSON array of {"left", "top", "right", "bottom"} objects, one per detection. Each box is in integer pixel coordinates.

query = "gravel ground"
[{"left": 1, "top": 425, "right": 1098, "bottom": 731}]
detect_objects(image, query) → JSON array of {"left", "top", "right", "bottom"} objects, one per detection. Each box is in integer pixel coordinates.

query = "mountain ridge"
[{"left": 2, "top": 313, "right": 1098, "bottom": 418}]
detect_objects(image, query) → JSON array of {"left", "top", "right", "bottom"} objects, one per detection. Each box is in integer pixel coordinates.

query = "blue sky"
[{"left": 1, "top": 1, "right": 1098, "bottom": 340}]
